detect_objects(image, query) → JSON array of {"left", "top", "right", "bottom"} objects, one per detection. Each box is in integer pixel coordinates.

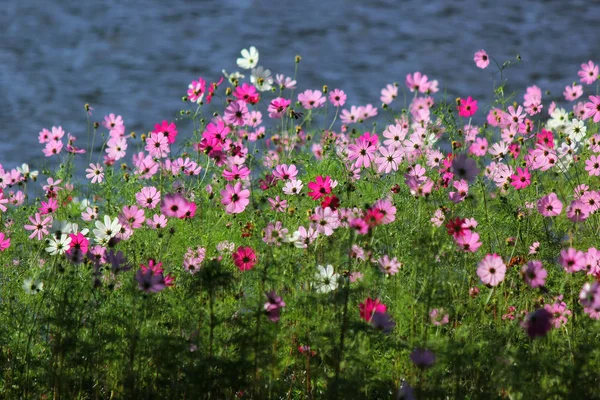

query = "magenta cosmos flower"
[
  {"left": 510, "top": 167, "right": 531, "bottom": 190},
  {"left": 220, "top": 182, "right": 250, "bottom": 214},
  {"left": 152, "top": 120, "right": 178, "bottom": 144},
  {"left": 474, "top": 49, "right": 490, "bottom": 69},
  {"left": 267, "top": 97, "right": 291, "bottom": 119},
  {"left": 232, "top": 246, "right": 257, "bottom": 271},
  {"left": 457, "top": 96, "right": 478, "bottom": 117},
  {"left": 307, "top": 176, "right": 333, "bottom": 200},
  {"left": 477, "top": 254, "right": 506, "bottom": 286},
  {"left": 537, "top": 193, "right": 562, "bottom": 217},
  {"left": 359, "top": 297, "right": 387, "bottom": 322},
  {"left": 0, "top": 232, "right": 10, "bottom": 251}
]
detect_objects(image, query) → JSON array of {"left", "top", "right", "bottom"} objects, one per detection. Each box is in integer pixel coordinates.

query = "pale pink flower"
[
  {"left": 85, "top": 163, "right": 104, "bottom": 184},
  {"left": 579, "top": 61, "right": 599, "bottom": 85},
  {"left": 477, "top": 254, "right": 506, "bottom": 286},
  {"left": 474, "top": 49, "right": 490, "bottom": 69},
  {"left": 298, "top": 89, "right": 325, "bottom": 109}
]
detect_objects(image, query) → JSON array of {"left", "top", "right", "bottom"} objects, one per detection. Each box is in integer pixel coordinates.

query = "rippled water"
[{"left": 2, "top": 0, "right": 599, "bottom": 168}]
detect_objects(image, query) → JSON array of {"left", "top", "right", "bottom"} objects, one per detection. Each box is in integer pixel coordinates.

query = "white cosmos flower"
[
  {"left": 314, "top": 264, "right": 339, "bottom": 293},
  {"left": 251, "top": 66, "right": 273, "bottom": 92},
  {"left": 283, "top": 179, "right": 303, "bottom": 195},
  {"left": 222, "top": 69, "right": 245, "bottom": 85},
  {"left": 93, "top": 215, "right": 122, "bottom": 243},
  {"left": 547, "top": 108, "right": 569, "bottom": 130},
  {"left": 23, "top": 278, "right": 44, "bottom": 294},
  {"left": 236, "top": 46, "right": 259, "bottom": 70},
  {"left": 17, "top": 163, "right": 39, "bottom": 181},
  {"left": 45, "top": 234, "right": 72, "bottom": 255},
  {"left": 565, "top": 118, "right": 587, "bottom": 143}
]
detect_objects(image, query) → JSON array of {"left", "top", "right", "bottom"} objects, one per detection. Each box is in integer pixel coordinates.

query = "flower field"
[{"left": 1, "top": 47, "right": 600, "bottom": 399}]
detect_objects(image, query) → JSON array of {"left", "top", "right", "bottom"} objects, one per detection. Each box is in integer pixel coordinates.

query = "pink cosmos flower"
[
  {"left": 455, "top": 230, "right": 482, "bottom": 253},
  {"left": 584, "top": 95, "right": 600, "bottom": 122},
  {"left": 119, "top": 205, "right": 146, "bottom": 229},
  {"left": 405, "top": 72, "right": 430, "bottom": 93},
  {"left": 510, "top": 167, "right": 531, "bottom": 190},
  {"left": 375, "top": 146, "right": 403, "bottom": 173},
  {"left": 566, "top": 200, "right": 591, "bottom": 223},
  {"left": 42, "top": 140, "right": 63, "bottom": 157},
  {"left": 224, "top": 100, "right": 249, "bottom": 126},
  {"left": 310, "top": 206, "right": 340, "bottom": 236},
  {"left": 267, "top": 97, "right": 291, "bottom": 119},
  {"left": 38, "top": 128, "right": 50, "bottom": 143},
  {"left": 537, "top": 193, "right": 562, "bottom": 217},
  {"left": 521, "top": 260, "right": 547, "bottom": 288},
  {"left": 298, "top": 89, "right": 325, "bottom": 109},
  {"left": 135, "top": 187, "right": 161, "bottom": 209},
  {"left": 359, "top": 298, "right": 387, "bottom": 322},
  {"left": 563, "top": 84, "right": 583, "bottom": 101},
  {"left": 0, "top": 232, "right": 10, "bottom": 251},
  {"left": 585, "top": 155, "right": 600, "bottom": 176},
  {"left": 559, "top": 248, "right": 586, "bottom": 273},
  {"left": 187, "top": 77, "right": 206, "bottom": 103},
  {"left": 39, "top": 198, "right": 58, "bottom": 215},
  {"left": 372, "top": 198, "right": 396, "bottom": 224},
  {"left": 328, "top": 89, "right": 346, "bottom": 107},
  {"left": 272, "top": 164, "right": 298, "bottom": 181},
  {"left": 145, "top": 132, "right": 170, "bottom": 158},
  {"left": 24, "top": 213, "right": 53, "bottom": 240},
  {"left": 307, "top": 176, "right": 334, "bottom": 200},
  {"left": 102, "top": 114, "right": 124, "bottom": 132},
  {"left": 220, "top": 182, "right": 250, "bottom": 214},
  {"left": 85, "top": 163, "right": 104, "bottom": 184},
  {"left": 268, "top": 196, "right": 287, "bottom": 213},
  {"left": 380, "top": 83, "right": 398, "bottom": 105},
  {"left": 430, "top": 308, "right": 449, "bottom": 326},
  {"left": 152, "top": 120, "right": 178, "bottom": 144},
  {"left": 431, "top": 209, "right": 445, "bottom": 227},
  {"left": 232, "top": 246, "right": 257, "bottom": 271},
  {"left": 222, "top": 164, "right": 251, "bottom": 181},
  {"left": 474, "top": 49, "right": 490, "bottom": 69},
  {"left": 161, "top": 193, "right": 190, "bottom": 219},
  {"left": 377, "top": 255, "right": 402, "bottom": 275},
  {"left": 457, "top": 96, "right": 478, "bottom": 117},
  {"left": 477, "top": 254, "right": 506, "bottom": 286},
  {"left": 347, "top": 137, "right": 377, "bottom": 169},
  {"left": 146, "top": 214, "right": 168, "bottom": 229},
  {"left": 449, "top": 179, "right": 469, "bottom": 203},
  {"left": 469, "top": 137, "right": 488, "bottom": 157},
  {"left": 106, "top": 137, "right": 127, "bottom": 160},
  {"left": 578, "top": 61, "right": 599, "bottom": 85},
  {"left": 544, "top": 300, "right": 572, "bottom": 328}
]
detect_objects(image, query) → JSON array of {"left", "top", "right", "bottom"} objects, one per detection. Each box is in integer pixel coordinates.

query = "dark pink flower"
[{"left": 232, "top": 246, "right": 257, "bottom": 271}]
